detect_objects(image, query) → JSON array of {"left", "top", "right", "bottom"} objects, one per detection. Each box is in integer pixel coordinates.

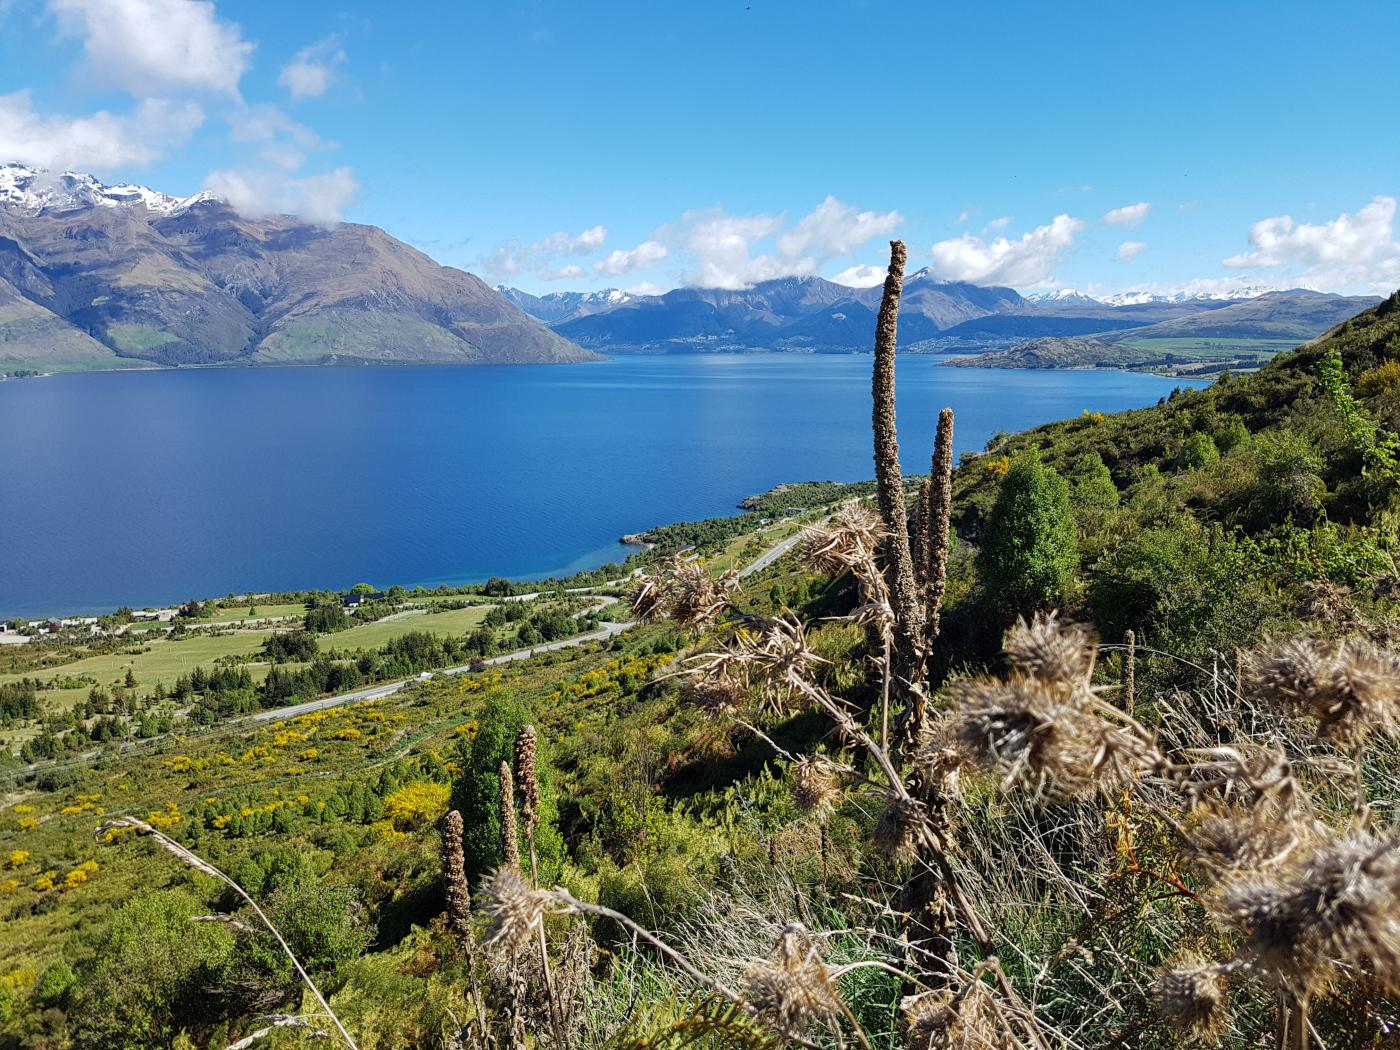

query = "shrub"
[{"left": 976, "top": 453, "right": 1077, "bottom": 615}]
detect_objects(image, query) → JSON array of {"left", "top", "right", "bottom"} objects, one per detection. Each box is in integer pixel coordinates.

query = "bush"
[{"left": 975, "top": 453, "right": 1077, "bottom": 615}]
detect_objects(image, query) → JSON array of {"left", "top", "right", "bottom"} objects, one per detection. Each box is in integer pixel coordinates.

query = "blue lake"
[{"left": 0, "top": 356, "right": 1195, "bottom": 617}]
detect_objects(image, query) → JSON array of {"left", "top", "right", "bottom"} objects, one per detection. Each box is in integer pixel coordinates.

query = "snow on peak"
[
  {"left": 1024, "top": 287, "right": 1103, "bottom": 305},
  {"left": 0, "top": 163, "right": 216, "bottom": 216}
]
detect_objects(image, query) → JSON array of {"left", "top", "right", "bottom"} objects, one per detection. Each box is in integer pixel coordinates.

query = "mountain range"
[
  {"left": 500, "top": 273, "right": 1379, "bottom": 356},
  {"left": 0, "top": 164, "right": 593, "bottom": 373}
]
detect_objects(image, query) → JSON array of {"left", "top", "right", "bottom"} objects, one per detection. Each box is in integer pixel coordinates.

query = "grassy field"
[
  {"left": 321, "top": 605, "right": 493, "bottom": 651},
  {"left": 204, "top": 602, "right": 307, "bottom": 624},
  {"left": 1114, "top": 335, "right": 1299, "bottom": 361}
]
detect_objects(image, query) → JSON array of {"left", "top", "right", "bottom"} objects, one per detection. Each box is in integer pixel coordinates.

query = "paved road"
[{"left": 6, "top": 524, "right": 806, "bottom": 775}]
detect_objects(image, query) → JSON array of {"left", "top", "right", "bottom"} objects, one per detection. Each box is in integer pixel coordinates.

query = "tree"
[
  {"left": 449, "top": 693, "right": 563, "bottom": 880},
  {"left": 976, "top": 452, "right": 1077, "bottom": 616},
  {"left": 1178, "top": 431, "right": 1220, "bottom": 470}
]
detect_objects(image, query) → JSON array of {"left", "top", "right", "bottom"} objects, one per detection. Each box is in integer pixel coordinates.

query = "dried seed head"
[
  {"left": 1213, "top": 828, "right": 1400, "bottom": 994},
  {"left": 1182, "top": 805, "right": 1312, "bottom": 877},
  {"left": 875, "top": 795, "right": 933, "bottom": 862},
  {"left": 683, "top": 615, "right": 831, "bottom": 718},
  {"left": 1002, "top": 612, "right": 1097, "bottom": 688},
  {"left": 950, "top": 673, "right": 1152, "bottom": 799},
  {"left": 631, "top": 556, "right": 739, "bottom": 628},
  {"left": 684, "top": 674, "right": 748, "bottom": 718},
  {"left": 909, "top": 720, "right": 967, "bottom": 803},
  {"left": 439, "top": 809, "right": 473, "bottom": 942},
  {"left": 801, "top": 502, "right": 886, "bottom": 577},
  {"left": 790, "top": 755, "right": 842, "bottom": 817},
  {"left": 514, "top": 725, "right": 540, "bottom": 837},
  {"left": 743, "top": 924, "right": 843, "bottom": 1034},
  {"left": 1250, "top": 636, "right": 1400, "bottom": 745},
  {"left": 498, "top": 761, "right": 520, "bottom": 868},
  {"left": 1151, "top": 956, "right": 1229, "bottom": 1044},
  {"left": 901, "top": 982, "right": 998, "bottom": 1050},
  {"left": 480, "top": 865, "right": 563, "bottom": 955}
]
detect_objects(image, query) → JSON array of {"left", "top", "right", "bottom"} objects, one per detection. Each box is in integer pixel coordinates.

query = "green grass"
[
  {"left": 203, "top": 603, "right": 307, "bottom": 625},
  {"left": 1114, "top": 335, "right": 1298, "bottom": 361},
  {"left": 105, "top": 324, "right": 180, "bottom": 353},
  {"left": 321, "top": 606, "right": 493, "bottom": 651}
]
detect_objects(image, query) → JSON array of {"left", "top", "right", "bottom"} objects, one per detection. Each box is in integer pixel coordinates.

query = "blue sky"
[{"left": 2, "top": 0, "right": 1399, "bottom": 298}]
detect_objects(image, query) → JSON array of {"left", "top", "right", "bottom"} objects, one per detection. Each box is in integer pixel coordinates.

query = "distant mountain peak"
[
  {"left": 1025, "top": 287, "right": 1105, "bottom": 307},
  {"left": 0, "top": 163, "right": 217, "bottom": 217}
]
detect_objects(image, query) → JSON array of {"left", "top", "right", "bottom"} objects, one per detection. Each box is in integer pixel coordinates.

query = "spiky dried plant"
[
  {"left": 1002, "top": 612, "right": 1097, "bottom": 686},
  {"left": 499, "top": 761, "right": 521, "bottom": 869},
  {"left": 1249, "top": 636, "right": 1400, "bottom": 745},
  {"left": 515, "top": 725, "right": 540, "bottom": 839},
  {"left": 902, "top": 980, "right": 1001, "bottom": 1050},
  {"left": 1151, "top": 956, "right": 1230, "bottom": 1044},
  {"left": 870, "top": 239, "right": 927, "bottom": 698},
  {"left": 680, "top": 614, "right": 832, "bottom": 719},
  {"left": 874, "top": 795, "right": 936, "bottom": 862},
  {"left": 1213, "top": 827, "right": 1400, "bottom": 996},
  {"left": 1182, "top": 806, "right": 1314, "bottom": 877},
  {"left": 743, "top": 924, "right": 844, "bottom": 1035},
  {"left": 480, "top": 865, "right": 570, "bottom": 956},
  {"left": 790, "top": 755, "right": 843, "bottom": 818},
  {"left": 950, "top": 613, "right": 1159, "bottom": 799},
  {"left": 922, "top": 407, "right": 955, "bottom": 645},
  {"left": 632, "top": 556, "right": 740, "bottom": 629},
  {"left": 439, "top": 809, "right": 474, "bottom": 942}
]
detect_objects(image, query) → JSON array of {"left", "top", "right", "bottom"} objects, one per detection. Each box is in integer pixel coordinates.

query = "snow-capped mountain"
[
  {"left": 1024, "top": 288, "right": 1106, "bottom": 308},
  {"left": 1096, "top": 285, "right": 1281, "bottom": 306},
  {"left": 496, "top": 286, "right": 635, "bottom": 324},
  {"left": 0, "top": 163, "right": 215, "bottom": 216}
]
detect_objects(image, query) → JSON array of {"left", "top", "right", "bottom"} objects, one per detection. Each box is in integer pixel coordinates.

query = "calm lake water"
[{"left": 0, "top": 356, "right": 1195, "bottom": 617}]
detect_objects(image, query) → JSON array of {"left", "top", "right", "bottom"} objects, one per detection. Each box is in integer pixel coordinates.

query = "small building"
[{"left": 343, "top": 590, "right": 386, "bottom": 610}]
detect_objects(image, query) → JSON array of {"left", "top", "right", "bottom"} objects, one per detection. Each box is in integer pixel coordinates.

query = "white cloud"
[
  {"left": 279, "top": 36, "right": 348, "bottom": 100},
  {"left": 595, "top": 239, "right": 667, "bottom": 276},
  {"left": 776, "top": 196, "right": 902, "bottom": 259},
  {"left": 987, "top": 216, "right": 1010, "bottom": 230},
  {"left": 830, "top": 263, "right": 885, "bottom": 288},
  {"left": 0, "top": 89, "right": 202, "bottom": 171},
  {"left": 625, "top": 280, "right": 665, "bottom": 296},
  {"left": 48, "top": 0, "right": 253, "bottom": 97},
  {"left": 1115, "top": 240, "right": 1147, "bottom": 262},
  {"left": 202, "top": 165, "right": 357, "bottom": 224},
  {"left": 226, "top": 103, "right": 329, "bottom": 169},
  {"left": 1223, "top": 196, "right": 1400, "bottom": 290},
  {"left": 929, "top": 213, "right": 1084, "bottom": 287},
  {"left": 664, "top": 196, "right": 901, "bottom": 289},
  {"left": 1103, "top": 201, "right": 1151, "bottom": 227},
  {"left": 483, "top": 225, "right": 611, "bottom": 282}
]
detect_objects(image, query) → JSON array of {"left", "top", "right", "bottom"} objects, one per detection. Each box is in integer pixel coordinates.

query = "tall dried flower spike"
[
  {"left": 498, "top": 760, "right": 520, "bottom": 868},
  {"left": 439, "top": 809, "right": 473, "bottom": 942},
  {"left": 871, "top": 239, "right": 927, "bottom": 695},
  {"left": 514, "top": 725, "right": 539, "bottom": 838},
  {"left": 923, "top": 407, "right": 954, "bottom": 644},
  {"left": 913, "top": 477, "right": 933, "bottom": 588},
  {"left": 1124, "top": 629, "right": 1136, "bottom": 716},
  {"left": 1151, "top": 956, "right": 1229, "bottom": 1044},
  {"left": 743, "top": 924, "right": 843, "bottom": 1035}
]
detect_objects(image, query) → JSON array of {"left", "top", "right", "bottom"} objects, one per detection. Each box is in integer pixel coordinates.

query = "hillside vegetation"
[{"left": 0, "top": 271, "right": 1397, "bottom": 1050}]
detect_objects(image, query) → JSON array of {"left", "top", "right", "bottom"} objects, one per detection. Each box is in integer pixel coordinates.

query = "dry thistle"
[
  {"left": 901, "top": 980, "right": 998, "bottom": 1050},
  {"left": 743, "top": 924, "right": 844, "bottom": 1034},
  {"left": 631, "top": 556, "right": 739, "bottom": 629},
  {"left": 499, "top": 761, "right": 521, "bottom": 869},
  {"left": 684, "top": 674, "right": 749, "bottom": 718},
  {"left": 1250, "top": 636, "right": 1400, "bottom": 745},
  {"left": 1002, "top": 612, "right": 1097, "bottom": 688},
  {"left": 439, "top": 809, "right": 473, "bottom": 943},
  {"left": 682, "top": 614, "right": 832, "bottom": 718},
  {"left": 1213, "top": 828, "right": 1400, "bottom": 995},
  {"left": 949, "top": 673, "right": 1153, "bottom": 799},
  {"left": 874, "top": 795, "right": 935, "bottom": 862},
  {"left": 480, "top": 866, "right": 570, "bottom": 956},
  {"left": 1151, "top": 956, "right": 1229, "bottom": 1044},
  {"left": 1182, "top": 806, "right": 1311, "bottom": 877},
  {"left": 514, "top": 725, "right": 540, "bottom": 838},
  {"left": 790, "top": 755, "right": 843, "bottom": 817}
]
